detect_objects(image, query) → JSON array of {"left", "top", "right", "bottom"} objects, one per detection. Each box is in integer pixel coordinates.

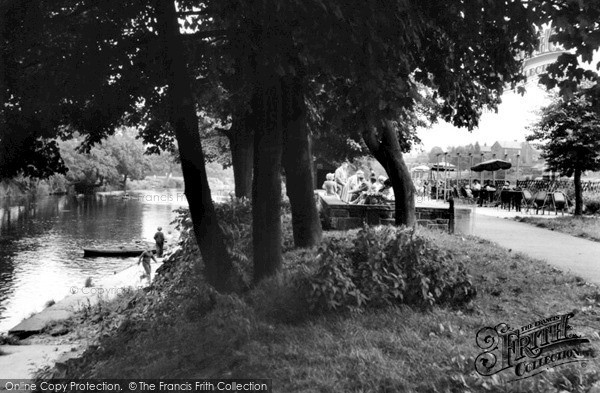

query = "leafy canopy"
[{"left": 528, "top": 93, "right": 600, "bottom": 176}]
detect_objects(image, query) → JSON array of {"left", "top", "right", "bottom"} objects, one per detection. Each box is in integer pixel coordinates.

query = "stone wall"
[{"left": 319, "top": 195, "right": 457, "bottom": 232}]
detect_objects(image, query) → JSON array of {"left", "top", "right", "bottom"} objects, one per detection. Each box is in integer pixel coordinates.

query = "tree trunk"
[
  {"left": 281, "top": 76, "right": 322, "bottom": 247},
  {"left": 156, "top": 0, "right": 235, "bottom": 292},
  {"left": 574, "top": 167, "right": 583, "bottom": 216},
  {"left": 227, "top": 112, "right": 253, "bottom": 199},
  {"left": 362, "top": 119, "right": 416, "bottom": 226},
  {"left": 123, "top": 174, "right": 128, "bottom": 192},
  {"left": 251, "top": 76, "right": 283, "bottom": 283}
]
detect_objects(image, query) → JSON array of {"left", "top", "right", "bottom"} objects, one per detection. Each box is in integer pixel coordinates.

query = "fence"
[
  {"left": 515, "top": 180, "right": 600, "bottom": 196},
  {"left": 420, "top": 179, "right": 600, "bottom": 200}
]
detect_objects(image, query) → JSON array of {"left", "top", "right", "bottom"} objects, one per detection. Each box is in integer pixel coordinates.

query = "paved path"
[{"left": 473, "top": 213, "right": 600, "bottom": 283}]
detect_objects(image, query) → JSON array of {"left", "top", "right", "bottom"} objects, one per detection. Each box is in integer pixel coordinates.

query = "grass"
[
  {"left": 56, "top": 227, "right": 600, "bottom": 392},
  {"left": 515, "top": 215, "right": 600, "bottom": 242}
]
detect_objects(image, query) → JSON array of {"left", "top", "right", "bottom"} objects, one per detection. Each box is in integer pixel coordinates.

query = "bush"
[
  {"left": 214, "top": 198, "right": 253, "bottom": 285},
  {"left": 173, "top": 199, "right": 254, "bottom": 287},
  {"left": 307, "top": 226, "right": 476, "bottom": 312},
  {"left": 584, "top": 194, "right": 600, "bottom": 215}
]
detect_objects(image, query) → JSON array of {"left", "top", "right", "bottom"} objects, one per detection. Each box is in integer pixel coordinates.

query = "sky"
[
  {"left": 415, "top": 46, "right": 600, "bottom": 153},
  {"left": 414, "top": 83, "right": 553, "bottom": 153}
]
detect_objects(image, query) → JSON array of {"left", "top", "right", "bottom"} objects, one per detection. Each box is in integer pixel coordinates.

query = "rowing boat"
[{"left": 83, "top": 244, "right": 156, "bottom": 257}]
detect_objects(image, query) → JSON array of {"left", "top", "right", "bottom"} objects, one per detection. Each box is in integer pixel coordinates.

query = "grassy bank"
[
  {"left": 515, "top": 216, "right": 600, "bottom": 243},
  {"left": 40, "top": 221, "right": 600, "bottom": 392}
]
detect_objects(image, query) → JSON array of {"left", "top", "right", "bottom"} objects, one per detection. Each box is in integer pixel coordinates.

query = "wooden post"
[
  {"left": 468, "top": 153, "right": 473, "bottom": 185},
  {"left": 480, "top": 153, "right": 484, "bottom": 184},
  {"left": 457, "top": 153, "right": 461, "bottom": 186},
  {"left": 516, "top": 154, "right": 520, "bottom": 185},
  {"left": 435, "top": 153, "right": 441, "bottom": 200},
  {"left": 444, "top": 152, "right": 448, "bottom": 201}
]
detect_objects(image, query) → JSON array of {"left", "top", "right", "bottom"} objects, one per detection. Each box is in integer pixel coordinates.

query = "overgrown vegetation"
[
  {"left": 308, "top": 226, "right": 476, "bottom": 312},
  {"left": 584, "top": 194, "right": 600, "bottom": 215},
  {"left": 34, "top": 204, "right": 599, "bottom": 392}
]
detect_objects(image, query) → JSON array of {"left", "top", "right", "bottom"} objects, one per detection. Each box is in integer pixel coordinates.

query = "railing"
[
  {"left": 515, "top": 180, "right": 600, "bottom": 195},
  {"left": 424, "top": 179, "right": 600, "bottom": 196}
]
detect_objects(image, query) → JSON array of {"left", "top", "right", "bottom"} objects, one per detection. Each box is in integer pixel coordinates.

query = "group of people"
[
  {"left": 458, "top": 179, "right": 520, "bottom": 207},
  {"left": 322, "top": 162, "right": 394, "bottom": 204}
]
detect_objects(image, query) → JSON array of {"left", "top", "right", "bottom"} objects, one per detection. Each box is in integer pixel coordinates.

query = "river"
[{"left": 0, "top": 189, "right": 189, "bottom": 334}]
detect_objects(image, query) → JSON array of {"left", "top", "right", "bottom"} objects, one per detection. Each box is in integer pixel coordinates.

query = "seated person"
[
  {"left": 484, "top": 180, "right": 496, "bottom": 204},
  {"left": 484, "top": 180, "right": 496, "bottom": 192},
  {"left": 379, "top": 179, "right": 395, "bottom": 201},
  {"left": 471, "top": 180, "right": 481, "bottom": 200},
  {"left": 377, "top": 175, "right": 386, "bottom": 191},
  {"left": 369, "top": 172, "right": 381, "bottom": 193},
  {"left": 322, "top": 173, "right": 339, "bottom": 197},
  {"left": 348, "top": 171, "right": 369, "bottom": 202},
  {"left": 460, "top": 185, "right": 473, "bottom": 199}
]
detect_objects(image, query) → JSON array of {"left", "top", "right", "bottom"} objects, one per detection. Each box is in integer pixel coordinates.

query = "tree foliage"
[
  {"left": 528, "top": 92, "right": 600, "bottom": 214},
  {"left": 529, "top": 95, "right": 600, "bottom": 177},
  {"left": 58, "top": 130, "right": 150, "bottom": 188},
  {"left": 536, "top": 0, "right": 600, "bottom": 97}
]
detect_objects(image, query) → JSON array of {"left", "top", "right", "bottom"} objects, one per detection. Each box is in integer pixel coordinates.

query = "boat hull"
[{"left": 83, "top": 248, "right": 156, "bottom": 257}]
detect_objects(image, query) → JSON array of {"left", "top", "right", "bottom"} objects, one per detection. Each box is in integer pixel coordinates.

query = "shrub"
[
  {"left": 214, "top": 198, "right": 253, "bottom": 285},
  {"left": 583, "top": 194, "right": 600, "bottom": 215},
  {"left": 174, "top": 199, "right": 254, "bottom": 287},
  {"left": 307, "top": 226, "right": 476, "bottom": 312}
]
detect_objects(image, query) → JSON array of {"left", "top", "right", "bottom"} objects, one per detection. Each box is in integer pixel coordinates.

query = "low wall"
[{"left": 319, "top": 195, "right": 458, "bottom": 232}]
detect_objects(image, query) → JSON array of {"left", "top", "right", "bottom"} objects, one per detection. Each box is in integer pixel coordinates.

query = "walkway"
[{"left": 473, "top": 213, "right": 600, "bottom": 283}]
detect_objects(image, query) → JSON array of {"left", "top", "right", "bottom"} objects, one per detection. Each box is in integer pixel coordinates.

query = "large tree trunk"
[
  {"left": 156, "top": 0, "right": 235, "bottom": 292},
  {"left": 251, "top": 76, "right": 283, "bottom": 282},
  {"left": 281, "top": 76, "right": 322, "bottom": 248},
  {"left": 362, "top": 119, "right": 416, "bottom": 226},
  {"left": 227, "top": 111, "right": 253, "bottom": 199},
  {"left": 574, "top": 167, "right": 583, "bottom": 216}
]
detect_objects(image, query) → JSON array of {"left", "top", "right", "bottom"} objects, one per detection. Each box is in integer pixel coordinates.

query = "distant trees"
[
  {"left": 104, "top": 131, "right": 150, "bottom": 190},
  {"left": 59, "top": 130, "right": 150, "bottom": 191},
  {"left": 528, "top": 93, "right": 600, "bottom": 215}
]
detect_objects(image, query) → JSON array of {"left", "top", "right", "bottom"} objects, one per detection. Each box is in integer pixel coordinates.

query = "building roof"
[
  {"left": 495, "top": 140, "right": 525, "bottom": 149},
  {"left": 480, "top": 145, "right": 492, "bottom": 152}
]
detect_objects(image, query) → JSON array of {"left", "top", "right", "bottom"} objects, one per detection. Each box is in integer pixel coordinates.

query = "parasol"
[
  {"left": 470, "top": 159, "right": 512, "bottom": 172},
  {"left": 411, "top": 165, "right": 431, "bottom": 172},
  {"left": 430, "top": 162, "right": 456, "bottom": 172}
]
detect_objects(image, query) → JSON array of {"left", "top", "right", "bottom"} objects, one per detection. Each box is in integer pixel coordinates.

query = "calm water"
[{"left": 0, "top": 190, "right": 187, "bottom": 333}]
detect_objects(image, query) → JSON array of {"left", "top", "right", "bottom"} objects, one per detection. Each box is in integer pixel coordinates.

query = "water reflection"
[{"left": 0, "top": 190, "right": 186, "bottom": 333}]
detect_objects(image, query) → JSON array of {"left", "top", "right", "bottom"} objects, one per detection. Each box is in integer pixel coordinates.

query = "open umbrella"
[
  {"left": 430, "top": 162, "right": 455, "bottom": 172},
  {"left": 470, "top": 159, "right": 512, "bottom": 172},
  {"left": 411, "top": 165, "right": 431, "bottom": 172}
]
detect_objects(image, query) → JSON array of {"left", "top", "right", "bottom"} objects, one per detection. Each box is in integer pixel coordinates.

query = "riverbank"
[
  {"left": 17, "top": 211, "right": 600, "bottom": 392},
  {"left": 0, "top": 256, "right": 164, "bottom": 379}
]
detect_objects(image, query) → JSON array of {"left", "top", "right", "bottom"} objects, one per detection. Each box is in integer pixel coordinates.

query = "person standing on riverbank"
[
  {"left": 154, "top": 227, "right": 165, "bottom": 257},
  {"left": 138, "top": 248, "right": 157, "bottom": 286}
]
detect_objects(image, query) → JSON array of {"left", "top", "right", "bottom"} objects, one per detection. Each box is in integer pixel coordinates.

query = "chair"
[
  {"left": 521, "top": 190, "right": 534, "bottom": 212},
  {"left": 551, "top": 192, "right": 568, "bottom": 215},
  {"left": 533, "top": 191, "right": 549, "bottom": 215}
]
